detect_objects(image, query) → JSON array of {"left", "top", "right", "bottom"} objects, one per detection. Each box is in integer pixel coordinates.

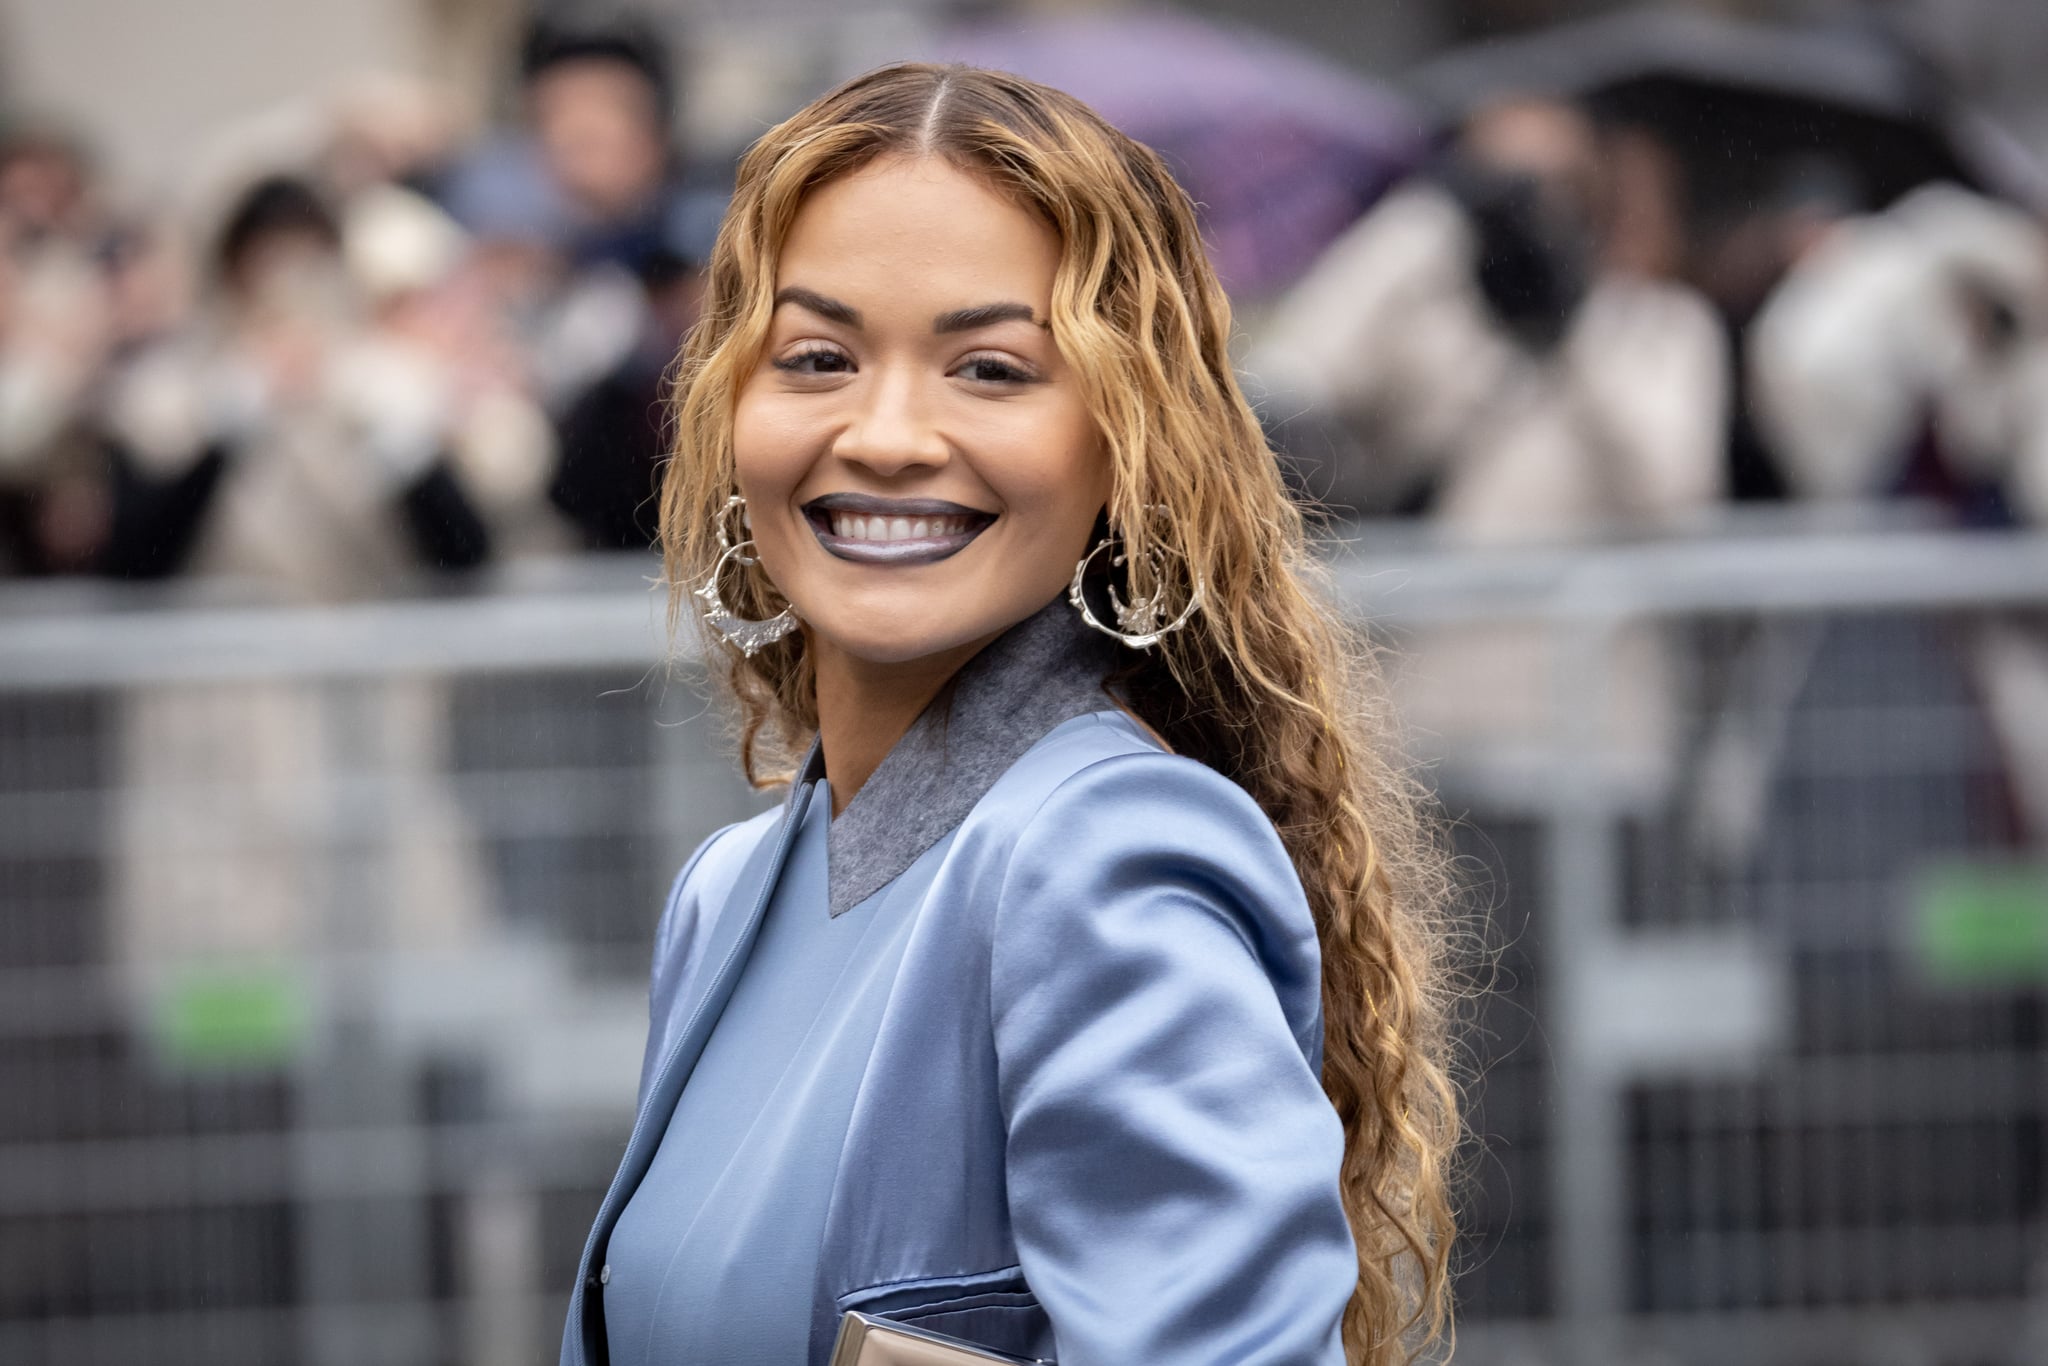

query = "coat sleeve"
[{"left": 988, "top": 750, "right": 1355, "bottom": 1366}]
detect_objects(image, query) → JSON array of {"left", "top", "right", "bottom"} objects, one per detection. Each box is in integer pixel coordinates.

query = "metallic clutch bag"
[{"left": 828, "top": 1311, "right": 1052, "bottom": 1366}]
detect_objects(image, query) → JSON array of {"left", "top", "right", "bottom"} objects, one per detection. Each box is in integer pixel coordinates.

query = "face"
[
  {"left": 530, "top": 60, "right": 667, "bottom": 219},
  {"left": 231, "top": 229, "right": 351, "bottom": 327},
  {"left": 0, "top": 146, "right": 84, "bottom": 236},
  {"left": 732, "top": 155, "right": 1109, "bottom": 669}
]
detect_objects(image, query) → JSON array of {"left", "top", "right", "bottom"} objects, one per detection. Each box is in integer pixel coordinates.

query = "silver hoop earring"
[
  {"left": 1066, "top": 511, "right": 1202, "bottom": 650},
  {"left": 694, "top": 495, "right": 801, "bottom": 656}
]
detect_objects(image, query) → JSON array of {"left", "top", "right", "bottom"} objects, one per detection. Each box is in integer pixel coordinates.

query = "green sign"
[
  {"left": 1912, "top": 863, "right": 2048, "bottom": 987},
  {"left": 154, "top": 967, "right": 307, "bottom": 1069}
]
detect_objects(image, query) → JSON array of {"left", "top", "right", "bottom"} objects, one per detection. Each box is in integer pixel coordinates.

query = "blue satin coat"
[{"left": 560, "top": 707, "right": 1356, "bottom": 1365}]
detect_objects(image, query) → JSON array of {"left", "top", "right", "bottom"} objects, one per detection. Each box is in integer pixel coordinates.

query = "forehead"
[
  {"left": 529, "top": 59, "right": 660, "bottom": 119},
  {"left": 776, "top": 155, "right": 1060, "bottom": 308}
]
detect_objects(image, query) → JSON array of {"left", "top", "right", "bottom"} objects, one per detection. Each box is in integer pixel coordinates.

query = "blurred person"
[
  {"left": 345, "top": 182, "right": 568, "bottom": 558},
  {"left": 1749, "top": 182, "right": 2048, "bottom": 838},
  {"left": 453, "top": 200, "right": 649, "bottom": 418},
  {"left": 1749, "top": 183, "right": 2048, "bottom": 521},
  {"left": 0, "top": 123, "right": 102, "bottom": 249},
  {"left": 0, "top": 218, "right": 113, "bottom": 574},
  {"left": 99, "top": 174, "right": 560, "bottom": 592},
  {"left": 434, "top": 13, "right": 714, "bottom": 274},
  {"left": 1696, "top": 155, "right": 1871, "bottom": 505},
  {"left": 433, "top": 15, "right": 729, "bottom": 549},
  {"left": 1248, "top": 96, "right": 1726, "bottom": 537},
  {"left": 523, "top": 16, "right": 679, "bottom": 268},
  {"left": 98, "top": 179, "right": 541, "bottom": 1054},
  {"left": 1247, "top": 97, "right": 1728, "bottom": 797},
  {"left": 432, "top": 19, "right": 690, "bottom": 441},
  {"left": 546, "top": 203, "right": 710, "bottom": 550},
  {"left": 0, "top": 123, "right": 122, "bottom": 574}
]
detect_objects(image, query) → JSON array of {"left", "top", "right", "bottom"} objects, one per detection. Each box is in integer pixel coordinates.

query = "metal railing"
[{"left": 2, "top": 527, "right": 2046, "bottom": 1366}]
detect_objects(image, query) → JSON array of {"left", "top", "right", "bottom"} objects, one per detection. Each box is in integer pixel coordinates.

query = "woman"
[{"left": 563, "top": 65, "right": 1456, "bottom": 1366}]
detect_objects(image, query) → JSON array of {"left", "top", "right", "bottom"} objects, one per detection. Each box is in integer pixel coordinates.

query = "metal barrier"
[
  {"left": 1350, "top": 528, "right": 2048, "bottom": 1366},
  {"left": 1, "top": 531, "right": 2045, "bottom": 1366}
]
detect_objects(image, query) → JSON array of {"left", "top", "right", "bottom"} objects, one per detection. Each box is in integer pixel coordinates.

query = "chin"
[
  {"left": 801, "top": 590, "right": 1039, "bottom": 670},
  {"left": 806, "top": 614, "right": 991, "bottom": 668}
]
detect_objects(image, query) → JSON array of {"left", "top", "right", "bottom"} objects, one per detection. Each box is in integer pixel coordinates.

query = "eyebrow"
[
  {"left": 774, "top": 286, "right": 860, "bottom": 327},
  {"left": 932, "top": 301, "right": 1044, "bottom": 333},
  {"left": 772, "top": 287, "right": 1044, "bottom": 334}
]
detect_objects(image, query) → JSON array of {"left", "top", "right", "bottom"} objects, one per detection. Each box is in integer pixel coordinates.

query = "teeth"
[{"left": 827, "top": 511, "right": 975, "bottom": 541}]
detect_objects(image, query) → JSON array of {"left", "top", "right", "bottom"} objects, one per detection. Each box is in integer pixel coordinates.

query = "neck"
[{"left": 810, "top": 632, "right": 998, "bottom": 816}]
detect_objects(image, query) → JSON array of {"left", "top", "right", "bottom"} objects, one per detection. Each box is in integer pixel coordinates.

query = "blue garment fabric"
[
  {"left": 563, "top": 607, "right": 1355, "bottom": 1366},
  {"left": 601, "top": 778, "right": 921, "bottom": 1364}
]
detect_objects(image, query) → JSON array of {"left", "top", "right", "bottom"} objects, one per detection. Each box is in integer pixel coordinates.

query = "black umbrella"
[{"left": 1409, "top": 9, "right": 2048, "bottom": 217}]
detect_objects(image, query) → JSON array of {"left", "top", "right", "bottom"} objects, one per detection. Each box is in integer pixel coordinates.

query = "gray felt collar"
[{"left": 794, "top": 596, "right": 1120, "bottom": 916}]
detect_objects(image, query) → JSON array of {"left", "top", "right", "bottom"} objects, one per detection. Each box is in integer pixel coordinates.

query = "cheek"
[
  {"left": 730, "top": 392, "right": 820, "bottom": 588},
  {"left": 1019, "top": 409, "right": 1111, "bottom": 555},
  {"left": 731, "top": 389, "right": 815, "bottom": 501},
  {"left": 962, "top": 418, "right": 1108, "bottom": 602}
]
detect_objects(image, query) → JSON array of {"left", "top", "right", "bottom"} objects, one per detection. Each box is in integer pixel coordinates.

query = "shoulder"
[
  {"left": 974, "top": 711, "right": 1325, "bottom": 1063},
  {"left": 974, "top": 709, "right": 1295, "bottom": 877},
  {"left": 678, "top": 803, "right": 784, "bottom": 898},
  {"left": 649, "top": 804, "right": 782, "bottom": 979},
  {"left": 962, "top": 704, "right": 1261, "bottom": 835}
]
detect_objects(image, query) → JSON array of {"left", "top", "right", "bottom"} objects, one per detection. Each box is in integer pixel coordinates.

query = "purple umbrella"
[{"left": 932, "top": 10, "right": 1426, "bottom": 299}]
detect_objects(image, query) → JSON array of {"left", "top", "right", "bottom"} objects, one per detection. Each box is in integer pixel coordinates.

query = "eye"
[
  {"left": 953, "top": 352, "right": 1038, "bottom": 385},
  {"left": 771, "top": 344, "right": 854, "bottom": 376}
]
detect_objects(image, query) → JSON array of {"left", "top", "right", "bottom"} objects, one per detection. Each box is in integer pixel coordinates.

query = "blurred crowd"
[
  {"left": 1253, "top": 93, "right": 2048, "bottom": 545},
  {"left": 0, "top": 16, "right": 716, "bottom": 595},
  {"left": 3, "top": 6, "right": 2048, "bottom": 605}
]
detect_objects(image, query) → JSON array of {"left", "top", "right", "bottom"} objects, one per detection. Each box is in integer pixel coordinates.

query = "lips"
[{"left": 803, "top": 493, "right": 995, "bottom": 566}]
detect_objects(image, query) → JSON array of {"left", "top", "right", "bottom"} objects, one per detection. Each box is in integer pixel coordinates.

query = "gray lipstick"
[{"left": 805, "top": 493, "right": 994, "bottom": 566}]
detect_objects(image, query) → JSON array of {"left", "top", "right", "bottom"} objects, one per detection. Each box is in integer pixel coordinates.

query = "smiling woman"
[{"left": 562, "top": 64, "right": 1459, "bottom": 1366}]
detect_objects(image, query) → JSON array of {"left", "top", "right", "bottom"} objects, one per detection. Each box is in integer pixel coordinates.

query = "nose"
[{"left": 831, "top": 364, "right": 950, "bottom": 476}]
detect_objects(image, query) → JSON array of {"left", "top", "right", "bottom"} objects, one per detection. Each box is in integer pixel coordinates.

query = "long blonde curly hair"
[{"left": 658, "top": 63, "right": 1459, "bottom": 1364}]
